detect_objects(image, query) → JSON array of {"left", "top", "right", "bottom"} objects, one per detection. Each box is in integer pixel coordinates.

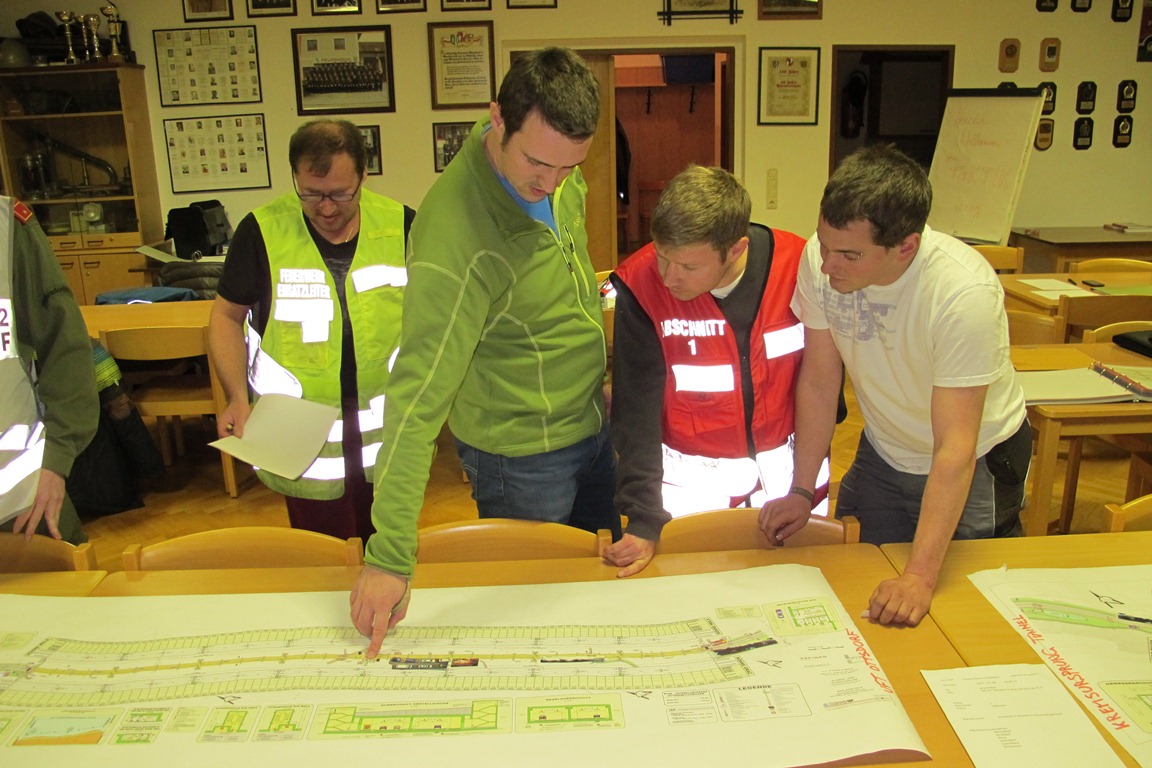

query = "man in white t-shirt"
[{"left": 760, "top": 144, "right": 1030, "bottom": 628}]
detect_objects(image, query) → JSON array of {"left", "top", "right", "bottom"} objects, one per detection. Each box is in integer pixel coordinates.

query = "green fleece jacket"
[{"left": 366, "top": 118, "right": 608, "bottom": 577}]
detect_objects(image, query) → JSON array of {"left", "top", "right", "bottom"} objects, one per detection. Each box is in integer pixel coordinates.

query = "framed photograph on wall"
[
  {"left": 312, "top": 0, "right": 362, "bottom": 13},
  {"left": 247, "top": 0, "right": 296, "bottom": 17},
  {"left": 427, "top": 21, "right": 495, "bottom": 110},
  {"left": 758, "top": 0, "right": 821, "bottom": 19},
  {"left": 377, "top": 0, "right": 426, "bottom": 10},
  {"left": 442, "top": 0, "right": 491, "bottom": 11},
  {"left": 358, "top": 125, "right": 383, "bottom": 175},
  {"left": 433, "top": 121, "right": 473, "bottom": 172},
  {"left": 757, "top": 47, "right": 820, "bottom": 125},
  {"left": 184, "top": 0, "right": 234, "bottom": 22},
  {"left": 154, "top": 26, "right": 262, "bottom": 107},
  {"left": 163, "top": 113, "right": 271, "bottom": 193},
  {"left": 292, "top": 26, "right": 395, "bottom": 115}
]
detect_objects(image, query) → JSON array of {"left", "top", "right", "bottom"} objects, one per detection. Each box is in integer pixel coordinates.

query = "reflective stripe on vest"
[{"left": 661, "top": 441, "right": 830, "bottom": 519}]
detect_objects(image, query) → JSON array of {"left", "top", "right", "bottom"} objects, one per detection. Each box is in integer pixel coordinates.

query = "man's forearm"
[
  {"left": 208, "top": 302, "right": 251, "bottom": 404},
  {"left": 903, "top": 451, "right": 976, "bottom": 589}
]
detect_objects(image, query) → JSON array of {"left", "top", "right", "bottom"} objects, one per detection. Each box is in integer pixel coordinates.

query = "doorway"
[
  {"left": 577, "top": 48, "right": 735, "bottom": 272},
  {"left": 507, "top": 45, "right": 735, "bottom": 273},
  {"left": 829, "top": 46, "right": 954, "bottom": 173}
]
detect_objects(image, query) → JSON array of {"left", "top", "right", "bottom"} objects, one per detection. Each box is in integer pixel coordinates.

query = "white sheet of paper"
[
  {"left": 923, "top": 664, "right": 1125, "bottom": 767},
  {"left": 209, "top": 393, "right": 338, "bottom": 479},
  {"left": 1034, "top": 288, "right": 1095, "bottom": 300},
  {"left": 1019, "top": 278, "right": 1084, "bottom": 291},
  {"left": 137, "top": 240, "right": 226, "bottom": 263}
]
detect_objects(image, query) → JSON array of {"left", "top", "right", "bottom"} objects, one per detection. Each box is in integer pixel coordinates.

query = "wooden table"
[
  {"left": 883, "top": 532, "right": 1152, "bottom": 768},
  {"left": 79, "top": 299, "right": 213, "bottom": 339},
  {"left": 1014, "top": 342, "right": 1152, "bottom": 535},
  {"left": 0, "top": 570, "right": 106, "bottom": 596},
  {"left": 1010, "top": 226, "right": 1152, "bottom": 273},
  {"left": 1001, "top": 271, "right": 1152, "bottom": 314},
  {"left": 89, "top": 547, "right": 974, "bottom": 767}
]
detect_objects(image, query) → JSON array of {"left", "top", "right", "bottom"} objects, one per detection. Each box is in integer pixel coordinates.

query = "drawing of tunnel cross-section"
[{"left": 0, "top": 618, "right": 768, "bottom": 707}]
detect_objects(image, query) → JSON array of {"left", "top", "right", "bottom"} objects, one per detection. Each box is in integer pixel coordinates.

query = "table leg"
[{"left": 1025, "top": 416, "right": 1062, "bottom": 536}]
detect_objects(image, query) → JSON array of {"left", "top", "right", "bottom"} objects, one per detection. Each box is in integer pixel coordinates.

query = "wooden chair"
[
  {"left": 1082, "top": 320, "right": 1152, "bottom": 343},
  {"left": 656, "top": 508, "right": 860, "bottom": 554},
  {"left": 122, "top": 526, "right": 364, "bottom": 570},
  {"left": 1056, "top": 293, "right": 1152, "bottom": 342},
  {"left": 1069, "top": 258, "right": 1152, "bottom": 274},
  {"left": 973, "top": 245, "right": 1024, "bottom": 274},
  {"left": 1006, "top": 310, "right": 1066, "bottom": 345},
  {"left": 1101, "top": 494, "right": 1152, "bottom": 532},
  {"left": 99, "top": 325, "right": 239, "bottom": 497},
  {"left": 417, "top": 519, "right": 608, "bottom": 563},
  {"left": 0, "top": 533, "right": 98, "bottom": 572}
]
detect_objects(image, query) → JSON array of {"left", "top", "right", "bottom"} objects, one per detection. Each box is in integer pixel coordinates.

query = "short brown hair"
[{"left": 650, "top": 165, "right": 751, "bottom": 259}]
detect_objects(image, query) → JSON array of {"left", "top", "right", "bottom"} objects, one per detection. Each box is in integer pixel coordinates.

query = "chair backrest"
[
  {"left": 1082, "top": 320, "right": 1152, "bottom": 344},
  {"left": 1006, "top": 309, "right": 1066, "bottom": 345},
  {"left": 1102, "top": 495, "right": 1152, "bottom": 533},
  {"left": 1068, "top": 258, "right": 1152, "bottom": 274},
  {"left": 1056, "top": 294, "right": 1152, "bottom": 342},
  {"left": 0, "top": 533, "right": 98, "bottom": 572},
  {"left": 122, "top": 527, "right": 364, "bottom": 570},
  {"left": 973, "top": 245, "right": 1024, "bottom": 274},
  {"left": 99, "top": 325, "right": 209, "bottom": 362},
  {"left": 416, "top": 519, "right": 606, "bottom": 563},
  {"left": 656, "top": 508, "right": 860, "bottom": 554}
]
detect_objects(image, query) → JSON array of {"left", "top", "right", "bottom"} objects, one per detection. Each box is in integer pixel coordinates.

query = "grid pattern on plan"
[{"left": 0, "top": 619, "right": 755, "bottom": 707}]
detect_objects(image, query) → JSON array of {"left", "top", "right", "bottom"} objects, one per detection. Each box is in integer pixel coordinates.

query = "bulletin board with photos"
[
  {"left": 154, "top": 26, "right": 262, "bottom": 107},
  {"left": 163, "top": 114, "right": 272, "bottom": 194}
]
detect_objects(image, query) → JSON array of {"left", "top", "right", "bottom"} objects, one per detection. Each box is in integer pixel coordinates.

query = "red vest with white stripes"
[{"left": 615, "top": 229, "right": 806, "bottom": 460}]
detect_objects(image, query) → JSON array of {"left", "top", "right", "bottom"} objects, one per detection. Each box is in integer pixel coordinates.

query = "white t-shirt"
[{"left": 792, "top": 225, "right": 1026, "bottom": 475}]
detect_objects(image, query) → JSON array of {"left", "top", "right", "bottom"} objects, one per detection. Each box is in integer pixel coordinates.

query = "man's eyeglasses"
[{"left": 293, "top": 176, "right": 362, "bottom": 204}]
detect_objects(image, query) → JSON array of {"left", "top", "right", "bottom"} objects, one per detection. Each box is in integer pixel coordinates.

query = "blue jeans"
[
  {"left": 836, "top": 425, "right": 1027, "bottom": 545},
  {"left": 455, "top": 423, "right": 621, "bottom": 539}
]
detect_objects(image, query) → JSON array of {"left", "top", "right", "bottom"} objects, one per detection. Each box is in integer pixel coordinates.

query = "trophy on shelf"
[
  {"left": 100, "top": 2, "right": 124, "bottom": 63},
  {"left": 54, "top": 11, "right": 79, "bottom": 65},
  {"left": 85, "top": 14, "right": 104, "bottom": 61}
]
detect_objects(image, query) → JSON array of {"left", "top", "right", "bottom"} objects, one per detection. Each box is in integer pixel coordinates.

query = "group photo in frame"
[
  {"left": 247, "top": 0, "right": 296, "bottom": 17},
  {"left": 357, "top": 125, "right": 383, "bottom": 174},
  {"left": 427, "top": 21, "right": 495, "bottom": 110},
  {"left": 184, "top": 0, "right": 234, "bottom": 22},
  {"left": 312, "top": 0, "right": 362, "bottom": 13},
  {"left": 432, "top": 121, "right": 472, "bottom": 172},
  {"left": 758, "top": 47, "right": 820, "bottom": 125},
  {"left": 291, "top": 26, "right": 396, "bottom": 115},
  {"left": 377, "top": 0, "right": 426, "bottom": 11},
  {"left": 758, "top": 0, "right": 822, "bottom": 19}
]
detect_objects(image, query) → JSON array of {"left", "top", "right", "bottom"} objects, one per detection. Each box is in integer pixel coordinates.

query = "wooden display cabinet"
[{"left": 0, "top": 63, "right": 162, "bottom": 303}]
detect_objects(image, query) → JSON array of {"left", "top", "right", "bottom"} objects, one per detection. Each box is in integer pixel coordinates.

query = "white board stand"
[{"left": 927, "top": 88, "right": 1044, "bottom": 245}]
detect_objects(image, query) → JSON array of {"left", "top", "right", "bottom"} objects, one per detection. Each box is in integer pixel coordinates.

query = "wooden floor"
[{"left": 82, "top": 382, "right": 1130, "bottom": 571}]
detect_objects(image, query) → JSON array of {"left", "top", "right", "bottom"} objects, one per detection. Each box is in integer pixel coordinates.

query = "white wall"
[{"left": 1, "top": 0, "right": 1148, "bottom": 237}]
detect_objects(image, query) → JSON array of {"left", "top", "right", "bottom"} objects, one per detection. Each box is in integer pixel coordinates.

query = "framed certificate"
[{"left": 757, "top": 47, "right": 820, "bottom": 125}]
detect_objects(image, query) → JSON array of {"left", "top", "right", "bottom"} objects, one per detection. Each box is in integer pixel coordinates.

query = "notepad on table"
[{"left": 1017, "top": 362, "right": 1152, "bottom": 404}]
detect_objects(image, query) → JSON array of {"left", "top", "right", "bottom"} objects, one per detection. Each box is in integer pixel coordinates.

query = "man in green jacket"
[
  {"left": 351, "top": 48, "right": 616, "bottom": 657},
  {"left": 1, "top": 196, "right": 98, "bottom": 544}
]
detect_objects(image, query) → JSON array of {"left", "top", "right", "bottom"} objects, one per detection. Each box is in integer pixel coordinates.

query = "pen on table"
[
  {"left": 1118, "top": 612, "right": 1152, "bottom": 624},
  {"left": 1067, "top": 278, "right": 1076, "bottom": 286}
]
